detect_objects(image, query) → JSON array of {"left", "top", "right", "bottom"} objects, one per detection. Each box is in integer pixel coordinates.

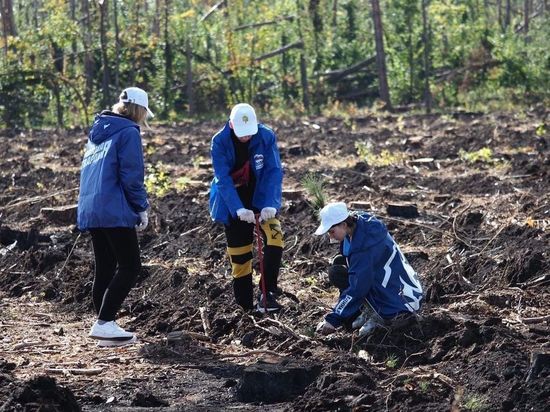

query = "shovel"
[{"left": 254, "top": 214, "right": 268, "bottom": 314}]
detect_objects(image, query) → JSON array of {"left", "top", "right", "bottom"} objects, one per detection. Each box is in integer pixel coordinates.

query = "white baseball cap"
[
  {"left": 230, "top": 103, "right": 258, "bottom": 137},
  {"left": 315, "top": 202, "right": 350, "bottom": 235},
  {"left": 120, "top": 87, "right": 154, "bottom": 118}
]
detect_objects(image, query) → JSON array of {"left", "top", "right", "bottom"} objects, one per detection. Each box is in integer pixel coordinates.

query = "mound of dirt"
[{"left": 1, "top": 375, "right": 80, "bottom": 411}]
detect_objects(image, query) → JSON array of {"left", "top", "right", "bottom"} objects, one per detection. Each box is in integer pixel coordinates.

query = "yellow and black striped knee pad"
[
  {"left": 227, "top": 244, "right": 253, "bottom": 278},
  {"left": 260, "top": 218, "right": 284, "bottom": 248}
]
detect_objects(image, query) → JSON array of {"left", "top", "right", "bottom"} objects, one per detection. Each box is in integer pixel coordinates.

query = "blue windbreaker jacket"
[
  {"left": 209, "top": 122, "right": 283, "bottom": 224},
  {"left": 77, "top": 112, "right": 149, "bottom": 230},
  {"left": 325, "top": 213, "right": 423, "bottom": 327}
]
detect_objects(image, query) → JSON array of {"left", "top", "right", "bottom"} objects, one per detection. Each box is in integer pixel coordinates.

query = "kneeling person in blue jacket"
[
  {"left": 209, "top": 103, "right": 285, "bottom": 312},
  {"left": 314, "top": 202, "right": 423, "bottom": 336}
]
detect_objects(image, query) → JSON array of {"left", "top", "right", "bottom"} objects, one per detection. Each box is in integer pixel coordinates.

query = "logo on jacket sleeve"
[
  {"left": 334, "top": 294, "right": 353, "bottom": 315},
  {"left": 254, "top": 154, "right": 264, "bottom": 170}
]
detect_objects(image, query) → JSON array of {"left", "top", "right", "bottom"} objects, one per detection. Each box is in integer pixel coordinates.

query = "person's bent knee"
[
  {"left": 328, "top": 264, "right": 349, "bottom": 291},
  {"left": 331, "top": 254, "right": 347, "bottom": 266},
  {"left": 260, "top": 218, "right": 284, "bottom": 248}
]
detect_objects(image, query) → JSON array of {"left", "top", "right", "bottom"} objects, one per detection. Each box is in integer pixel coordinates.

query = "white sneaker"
[
  {"left": 358, "top": 319, "right": 379, "bottom": 337},
  {"left": 352, "top": 312, "right": 369, "bottom": 329},
  {"left": 89, "top": 320, "right": 134, "bottom": 341},
  {"left": 97, "top": 335, "right": 137, "bottom": 348}
]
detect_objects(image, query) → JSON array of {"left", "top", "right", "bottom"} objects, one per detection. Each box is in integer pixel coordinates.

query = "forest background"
[{"left": 0, "top": 0, "right": 549, "bottom": 129}]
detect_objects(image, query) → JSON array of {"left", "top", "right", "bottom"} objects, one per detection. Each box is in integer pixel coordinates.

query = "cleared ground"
[{"left": 1, "top": 108, "right": 549, "bottom": 411}]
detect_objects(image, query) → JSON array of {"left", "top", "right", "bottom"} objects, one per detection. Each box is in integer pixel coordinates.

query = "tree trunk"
[
  {"left": 1, "top": 0, "right": 17, "bottom": 35},
  {"left": 308, "top": 0, "right": 323, "bottom": 71},
  {"left": 32, "top": 0, "right": 39, "bottom": 28},
  {"left": 69, "top": 0, "right": 77, "bottom": 73},
  {"left": 504, "top": 0, "right": 511, "bottom": 29},
  {"left": 1, "top": 0, "right": 17, "bottom": 55},
  {"left": 332, "top": 0, "right": 338, "bottom": 29},
  {"left": 113, "top": 0, "right": 120, "bottom": 91},
  {"left": 421, "top": 0, "right": 433, "bottom": 113},
  {"left": 100, "top": 0, "right": 111, "bottom": 109},
  {"left": 153, "top": 0, "right": 161, "bottom": 37},
  {"left": 164, "top": 0, "right": 175, "bottom": 117},
  {"left": 185, "top": 38, "right": 194, "bottom": 116},
  {"left": 407, "top": 16, "right": 414, "bottom": 102},
  {"left": 523, "top": 0, "right": 529, "bottom": 33},
  {"left": 296, "top": 0, "right": 310, "bottom": 111},
  {"left": 300, "top": 52, "right": 310, "bottom": 111},
  {"left": 51, "top": 41, "right": 64, "bottom": 127},
  {"left": 370, "top": 0, "right": 392, "bottom": 109},
  {"left": 497, "top": 0, "right": 502, "bottom": 29},
  {"left": 281, "top": 32, "right": 290, "bottom": 100},
  {"left": 81, "top": 0, "right": 94, "bottom": 105}
]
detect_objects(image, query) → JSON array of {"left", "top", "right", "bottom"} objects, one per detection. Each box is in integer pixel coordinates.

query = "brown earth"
[{"left": 0, "top": 108, "right": 549, "bottom": 411}]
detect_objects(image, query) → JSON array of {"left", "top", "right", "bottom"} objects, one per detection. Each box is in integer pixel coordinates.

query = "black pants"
[
  {"left": 90, "top": 227, "right": 141, "bottom": 321},
  {"left": 225, "top": 216, "right": 284, "bottom": 310},
  {"left": 328, "top": 254, "right": 349, "bottom": 293}
]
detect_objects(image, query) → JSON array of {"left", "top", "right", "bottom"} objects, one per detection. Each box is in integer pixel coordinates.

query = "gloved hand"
[
  {"left": 315, "top": 319, "right": 336, "bottom": 336},
  {"left": 260, "top": 207, "right": 277, "bottom": 222},
  {"left": 236, "top": 208, "right": 256, "bottom": 224},
  {"left": 135, "top": 211, "right": 148, "bottom": 232}
]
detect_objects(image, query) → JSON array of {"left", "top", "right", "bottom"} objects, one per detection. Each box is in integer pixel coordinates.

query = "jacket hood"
[
  {"left": 349, "top": 212, "right": 388, "bottom": 253},
  {"left": 89, "top": 111, "right": 138, "bottom": 144}
]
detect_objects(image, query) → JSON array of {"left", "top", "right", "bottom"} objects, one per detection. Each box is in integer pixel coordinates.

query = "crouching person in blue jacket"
[
  {"left": 314, "top": 202, "right": 423, "bottom": 337},
  {"left": 77, "top": 87, "right": 153, "bottom": 347},
  {"left": 209, "top": 103, "right": 285, "bottom": 313}
]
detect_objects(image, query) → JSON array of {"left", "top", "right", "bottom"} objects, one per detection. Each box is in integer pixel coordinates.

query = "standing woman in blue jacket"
[
  {"left": 209, "top": 103, "right": 285, "bottom": 312},
  {"left": 77, "top": 87, "right": 153, "bottom": 346},
  {"left": 314, "top": 202, "right": 423, "bottom": 337}
]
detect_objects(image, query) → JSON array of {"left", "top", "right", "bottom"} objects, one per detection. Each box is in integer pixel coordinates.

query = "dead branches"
[
  {"left": 44, "top": 367, "right": 103, "bottom": 376},
  {"left": 199, "top": 307, "right": 211, "bottom": 336},
  {"left": 0, "top": 188, "right": 78, "bottom": 211},
  {"left": 248, "top": 315, "right": 314, "bottom": 343}
]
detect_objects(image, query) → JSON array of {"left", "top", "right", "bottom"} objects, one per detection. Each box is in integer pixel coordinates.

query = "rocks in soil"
[
  {"left": 386, "top": 203, "right": 419, "bottom": 218},
  {"left": 40, "top": 204, "right": 77, "bottom": 225},
  {"left": 350, "top": 201, "right": 372, "bottom": 211},
  {"left": 131, "top": 389, "right": 169, "bottom": 407},
  {"left": 282, "top": 189, "right": 305, "bottom": 200},
  {"left": 526, "top": 352, "right": 550, "bottom": 382},
  {"left": 0, "top": 226, "right": 50, "bottom": 250},
  {"left": 236, "top": 362, "right": 322, "bottom": 403},
  {"left": 6, "top": 375, "right": 80, "bottom": 411},
  {"left": 0, "top": 358, "right": 16, "bottom": 373}
]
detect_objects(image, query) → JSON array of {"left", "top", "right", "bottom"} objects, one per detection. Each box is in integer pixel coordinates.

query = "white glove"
[
  {"left": 236, "top": 208, "right": 256, "bottom": 224},
  {"left": 315, "top": 319, "right": 336, "bottom": 336},
  {"left": 260, "top": 207, "right": 277, "bottom": 222},
  {"left": 135, "top": 211, "right": 148, "bottom": 232}
]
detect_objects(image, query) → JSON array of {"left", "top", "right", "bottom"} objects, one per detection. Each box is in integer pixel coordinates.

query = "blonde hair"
[{"left": 112, "top": 101, "right": 148, "bottom": 125}]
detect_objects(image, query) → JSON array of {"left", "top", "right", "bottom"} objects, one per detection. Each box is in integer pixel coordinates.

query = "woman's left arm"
[{"left": 118, "top": 128, "right": 149, "bottom": 212}]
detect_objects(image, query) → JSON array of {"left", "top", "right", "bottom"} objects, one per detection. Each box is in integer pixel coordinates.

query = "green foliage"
[
  {"left": 174, "top": 176, "right": 191, "bottom": 193},
  {"left": 385, "top": 354, "right": 398, "bottom": 369},
  {"left": 458, "top": 147, "right": 494, "bottom": 164},
  {"left": 192, "top": 155, "right": 206, "bottom": 169},
  {"left": 0, "top": 0, "right": 549, "bottom": 128},
  {"left": 462, "top": 394, "right": 489, "bottom": 411},
  {"left": 355, "top": 141, "right": 408, "bottom": 166},
  {"left": 418, "top": 380, "right": 429, "bottom": 392},
  {"left": 535, "top": 123, "right": 546, "bottom": 137},
  {"left": 145, "top": 163, "right": 171, "bottom": 198},
  {"left": 301, "top": 172, "right": 327, "bottom": 214}
]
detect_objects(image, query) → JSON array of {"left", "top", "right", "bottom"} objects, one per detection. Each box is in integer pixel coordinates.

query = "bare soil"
[{"left": 0, "top": 108, "right": 549, "bottom": 411}]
